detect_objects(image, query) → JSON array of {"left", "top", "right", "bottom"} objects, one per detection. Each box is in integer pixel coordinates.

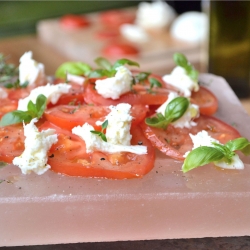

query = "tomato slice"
[
  {"left": 0, "top": 99, "right": 18, "bottom": 118},
  {"left": 44, "top": 104, "right": 149, "bottom": 131},
  {"left": 84, "top": 80, "right": 168, "bottom": 106},
  {"left": 60, "top": 14, "right": 90, "bottom": 29},
  {"left": 191, "top": 86, "right": 218, "bottom": 116},
  {"left": 140, "top": 115, "right": 241, "bottom": 161},
  {"left": 7, "top": 87, "right": 31, "bottom": 100},
  {"left": 102, "top": 43, "right": 139, "bottom": 57},
  {"left": 99, "top": 10, "right": 135, "bottom": 28},
  {"left": 95, "top": 29, "right": 120, "bottom": 40},
  {"left": 40, "top": 121, "right": 155, "bottom": 179},
  {"left": 0, "top": 124, "right": 25, "bottom": 163}
]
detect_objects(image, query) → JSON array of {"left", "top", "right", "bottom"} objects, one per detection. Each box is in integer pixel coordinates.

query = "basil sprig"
[
  {"left": 4, "top": 79, "right": 29, "bottom": 89},
  {"left": 0, "top": 54, "right": 19, "bottom": 85},
  {"left": 182, "top": 137, "right": 250, "bottom": 173},
  {"left": 145, "top": 97, "right": 189, "bottom": 129},
  {"left": 0, "top": 94, "right": 47, "bottom": 127},
  {"left": 88, "top": 57, "right": 140, "bottom": 78},
  {"left": 90, "top": 120, "right": 108, "bottom": 142},
  {"left": 55, "top": 62, "right": 92, "bottom": 79},
  {"left": 173, "top": 53, "right": 198, "bottom": 82}
]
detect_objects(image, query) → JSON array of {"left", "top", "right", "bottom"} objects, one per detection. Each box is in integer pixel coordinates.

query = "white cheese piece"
[
  {"left": 0, "top": 87, "right": 8, "bottom": 99},
  {"left": 73, "top": 103, "right": 147, "bottom": 155},
  {"left": 156, "top": 92, "right": 199, "bottom": 128},
  {"left": 12, "top": 118, "right": 58, "bottom": 175},
  {"left": 72, "top": 123, "right": 147, "bottom": 155},
  {"left": 67, "top": 73, "right": 85, "bottom": 85},
  {"left": 135, "top": 0, "right": 176, "bottom": 30},
  {"left": 19, "top": 51, "right": 45, "bottom": 86},
  {"left": 96, "top": 103, "right": 133, "bottom": 146},
  {"left": 184, "top": 130, "right": 244, "bottom": 170},
  {"left": 170, "top": 12, "right": 208, "bottom": 43},
  {"left": 18, "top": 83, "right": 71, "bottom": 111},
  {"left": 120, "top": 24, "right": 149, "bottom": 43},
  {"left": 162, "top": 66, "right": 199, "bottom": 97},
  {"left": 95, "top": 66, "right": 132, "bottom": 99}
]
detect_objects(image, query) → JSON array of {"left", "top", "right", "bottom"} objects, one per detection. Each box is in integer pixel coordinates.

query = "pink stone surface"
[{"left": 0, "top": 74, "right": 250, "bottom": 246}]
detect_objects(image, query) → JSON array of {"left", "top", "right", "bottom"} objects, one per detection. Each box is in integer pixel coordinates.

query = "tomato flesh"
[
  {"left": 60, "top": 14, "right": 90, "bottom": 29},
  {"left": 44, "top": 104, "right": 149, "bottom": 131},
  {"left": 140, "top": 115, "right": 241, "bottom": 161},
  {"left": 40, "top": 122, "right": 155, "bottom": 179}
]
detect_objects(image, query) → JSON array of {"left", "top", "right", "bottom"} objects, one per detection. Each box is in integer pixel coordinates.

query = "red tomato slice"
[
  {"left": 0, "top": 124, "right": 25, "bottom": 163},
  {"left": 60, "top": 14, "right": 90, "bottom": 29},
  {"left": 84, "top": 80, "right": 168, "bottom": 106},
  {"left": 95, "top": 29, "right": 120, "bottom": 40},
  {"left": 44, "top": 104, "right": 149, "bottom": 131},
  {"left": 7, "top": 88, "right": 31, "bottom": 100},
  {"left": 102, "top": 43, "right": 139, "bottom": 57},
  {"left": 99, "top": 10, "right": 135, "bottom": 28},
  {"left": 140, "top": 115, "right": 241, "bottom": 161},
  {"left": 40, "top": 121, "right": 155, "bottom": 179},
  {"left": 0, "top": 99, "right": 18, "bottom": 118},
  {"left": 191, "top": 86, "right": 218, "bottom": 116}
]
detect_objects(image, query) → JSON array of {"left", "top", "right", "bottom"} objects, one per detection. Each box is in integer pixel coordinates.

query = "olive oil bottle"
[{"left": 208, "top": 1, "right": 250, "bottom": 98}]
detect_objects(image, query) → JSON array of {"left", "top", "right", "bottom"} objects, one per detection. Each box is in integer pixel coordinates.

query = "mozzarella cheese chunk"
[
  {"left": 156, "top": 92, "right": 199, "bottom": 128},
  {"left": 184, "top": 130, "right": 244, "bottom": 170},
  {"left": 170, "top": 12, "right": 208, "bottom": 43},
  {"left": 120, "top": 24, "right": 149, "bottom": 43},
  {"left": 95, "top": 66, "right": 132, "bottom": 99},
  {"left": 72, "top": 123, "right": 147, "bottom": 155},
  {"left": 135, "top": 1, "right": 176, "bottom": 30},
  {"left": 162, "top": 66, "right": 199, "bottom": 97},
  {"left": 19, "top": 51, "right": 45, "bottom": 86},
  {"left": 12, "top": 118, "right": 58, "bottom": 175},
  {"left": 0, "top": 87, "right": 8, "bottom": 99},
  {"left": 97, "top": 103, "right": 132, "bottom": 145},
  {"left": 72, "top": 103, "right": 147, "bottom": 155},
  {"left": 18, "top": 83, "right": 71, "bottom": 111},
  {"left": 67, "top": 73, "right": 85, "bottom": 85}
]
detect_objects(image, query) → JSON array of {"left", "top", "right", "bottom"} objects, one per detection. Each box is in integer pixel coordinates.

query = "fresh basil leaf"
[
  {"left": 165, "top": 97, "right": 189, "bottom": 122},
  {"left": 149, "top": 78, "right": 162, "bottom": 88},
  {"left": 100, "top": 133, "right": 107, "bottom": 142},
  {"left": 55, "top": 62, "right": 92, "bottom": 78},
  {"left": 182, "top": 146, "right": 225, "bottom": 173},
  {"left": 20, "top": 81, "right": 29, "bottom": 88},
  {"left": 35, "top": 94, "right": 47, "bottom": 118},
  {"left": 27, "top": 100, "right": 37, "bottom": 116},
  {"left": 145, "top": 117, "right": 169, "bottom": 129},
  {"left": 88, "top": 69, "right": 113, "bottom": 78},
  {"left": 90, "top": 130, "right": 101, "bottom": 135},
  {"left": 134, "top": 72, "right": 150, "bottom": 83},
  {"left": 94, "top": 57, "right": 112, "bottom": 71},
  {"left": 0, "top": 111, "right": 32, "bottom": 126},
  {"left": 4, "top": 83, "right": 14, "bottom": 89},
  {"left": 173, "top": 53, "right": 188, "bottom": 68},
  {"left": 225, "top": 137, "right": 250, "bottom": 155},
  {"left": 102, "top": 120, "right": 108, "bottom": 130},
  {"left": 112, "top": 58, "right": 140, "bottom": 70}
]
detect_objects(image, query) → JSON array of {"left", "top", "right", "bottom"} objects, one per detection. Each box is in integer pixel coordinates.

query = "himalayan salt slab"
[{"left": 0, "top": 73, "right": 250, "bottom": 247}]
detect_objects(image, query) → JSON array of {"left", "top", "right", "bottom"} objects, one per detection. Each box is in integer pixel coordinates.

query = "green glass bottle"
[{"left": 208, "top": 1, "right": 250, "bottom": 98}]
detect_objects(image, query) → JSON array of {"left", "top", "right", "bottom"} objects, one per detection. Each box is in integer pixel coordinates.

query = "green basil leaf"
[
  {"left": 182, "top": 146, "right": 225, "bottom": 173},
  {"left": 20, "top": 81, "right": 29, "bottom": 88},
  {"left": 101, "top": 120, "right": 108, "bottom": 130},
  {"left": 112, "top": 58, "right": 140, "bottom": 70},
  {"left": 165, "top": 97, "right": 189, "bottom": 122},
  {"left": 134, "top": 72, "right": 150, "bottom": 83},
  {"left": 94, "top": 57, "right": 112, "bottom": 71},
  {"left": 90, "top": 130, "right": 101, "bottom": 135},
  {"left": 35, "top": 94, "right": 47, "bottom": 118},
  {"left": 100, "top": 133, "right": 107, "bottom": 142},
  {"left": 55, "top": 62, "right": 92, "bottom": 78},
  {"left": 0, "top": 111, "right": 32, "bottom": 126},
  {"left": 225, "top": 137, "right": 250, "bottom": 155},
  {"left": 173, "top": 53, "right": 188, "bottom": 68},
  {"left": 88, "top": 69, "right": 113, "bottom": 78},
  {"left": 27, "top": 100, "right": 37, "bottom": 116},
  {"left": 149, "top": 78, "right": 162, "bottom": 88},
  {"left": 145, "top": 117, "right": 169, "bottom": 129}
]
